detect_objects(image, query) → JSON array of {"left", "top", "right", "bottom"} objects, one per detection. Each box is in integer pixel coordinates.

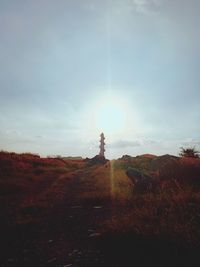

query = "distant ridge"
[
  {"left": 62, "top": 156, "right": 83, "bottom": 160},
  {"left": 139, "top": 154, "right": 157, "bottom": 159},
  {"left": 119, "top": 154, "right": 157, "bottom": 160}
]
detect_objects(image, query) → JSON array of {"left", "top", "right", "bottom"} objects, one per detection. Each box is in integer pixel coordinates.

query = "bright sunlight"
[{"left": 94, "top": 97, "right": 127, "bottom": 135}]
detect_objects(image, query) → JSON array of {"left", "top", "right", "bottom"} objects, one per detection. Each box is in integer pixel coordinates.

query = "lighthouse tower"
[{"left": 99, "top": 133, "right": 105, "bottom": 157}]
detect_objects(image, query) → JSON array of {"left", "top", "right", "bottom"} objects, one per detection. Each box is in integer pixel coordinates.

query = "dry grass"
[{"left": 1, "top": 151, "right": 200, "bottom": 266}]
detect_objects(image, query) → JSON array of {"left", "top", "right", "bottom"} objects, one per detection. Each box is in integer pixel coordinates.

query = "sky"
[{"left": 0, "top": 0, "right": 200, "bottom": 159}]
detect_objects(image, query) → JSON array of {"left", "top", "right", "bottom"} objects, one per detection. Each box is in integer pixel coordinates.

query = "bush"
[{"left": 179, "top": 147, "right": 199, "bottom": 158}]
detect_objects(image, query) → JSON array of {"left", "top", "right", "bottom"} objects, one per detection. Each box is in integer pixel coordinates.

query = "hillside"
[{"left": 0, "top": 151, "right": 200, "bottom": 267}]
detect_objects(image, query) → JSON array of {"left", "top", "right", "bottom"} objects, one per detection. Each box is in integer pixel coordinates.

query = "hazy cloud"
[
  {"left": 181, "top": 138, "right": 200, "bottom": 147},
  {"left": 109, "top": 137, "right": 158, "bottom": 149},
  {"left": 132, "top": 0, "right": 162, "bottom": 14},
  {"left": 83, "top": 0, "right": 162, "bottom": 16},
  {"left": 109, "top": 140, "right": 141, "bottom": 149}
]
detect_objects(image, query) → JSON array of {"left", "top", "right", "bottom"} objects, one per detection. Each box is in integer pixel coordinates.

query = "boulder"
[
  {"left": 126, "top": 167, "right": 155, "bottom": 192},
  {"left": 86, "top": 155, "right": 108, "bottom": 165}
]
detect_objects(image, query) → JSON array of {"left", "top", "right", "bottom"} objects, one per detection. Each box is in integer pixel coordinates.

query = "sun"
[
  {"left": 83, "top": 92, "right": 136, "bottom": 140},
  {"left": 94, "top": 98, "right": 126, "bottom": 135}
]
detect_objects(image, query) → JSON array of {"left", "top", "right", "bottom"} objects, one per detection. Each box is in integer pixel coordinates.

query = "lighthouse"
[{"left": 99, "top": 132, "right": 105, "bottom": 157}]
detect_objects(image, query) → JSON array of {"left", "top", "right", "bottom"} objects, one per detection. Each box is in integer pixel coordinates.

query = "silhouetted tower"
[{"left": 99, "top": 132, "right": 105, "bottom": 157}]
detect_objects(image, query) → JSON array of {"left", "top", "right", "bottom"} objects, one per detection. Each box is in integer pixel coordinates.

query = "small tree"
[{"left": 179, "top": 147, "right": 200, "bottom": 158}]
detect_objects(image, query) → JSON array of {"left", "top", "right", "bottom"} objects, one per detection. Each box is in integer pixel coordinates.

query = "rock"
[
  {"left": 86, "top": 155, "right": 108, "bottom": 165},
  {"left": 126, "top": 167, "right": 154, "bottom": 192},
  {"left": 126, "top": 167, "right": 144, "bottom": 182},
  {"left": 89, "top": 232, "right": 101, "bottom": 238},
  {"left": 47, "top": 257, "right": 56, "bottom": 263},
  {"left": 120, "top": 155, "right": 132, "bottom": 160}
]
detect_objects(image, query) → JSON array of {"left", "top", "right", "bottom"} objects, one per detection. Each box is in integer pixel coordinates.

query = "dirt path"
[
  {"left": 1, "top": 160, "right": 200, "bottom": 267},
  {"left": 1, "top": 163, "right": 115, "bottom": 267}
]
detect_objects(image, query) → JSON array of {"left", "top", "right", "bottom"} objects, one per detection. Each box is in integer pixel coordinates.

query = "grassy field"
[{"left": 0, "top": 151, "right": 200, "bottom": 267}]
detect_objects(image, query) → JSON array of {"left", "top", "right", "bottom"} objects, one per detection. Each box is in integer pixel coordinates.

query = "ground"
[{"left": 0, "top": 152, "right": 200, "bottom": 267}]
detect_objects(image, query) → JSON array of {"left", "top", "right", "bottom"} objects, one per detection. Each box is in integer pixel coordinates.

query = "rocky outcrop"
[
  {"left": 126, "top": 167, "right": 155, "bottom": 192},
  {"left": 85, "top": 155, "right": 109, "bottom": 165}
]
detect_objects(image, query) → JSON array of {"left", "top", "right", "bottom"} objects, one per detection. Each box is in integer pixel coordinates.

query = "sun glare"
[
  {"left": 84, "top": 92, "right": 136, "bottom": 141},
  {"left": 94, "top": 98, "right": 127, "bottom": 135}
]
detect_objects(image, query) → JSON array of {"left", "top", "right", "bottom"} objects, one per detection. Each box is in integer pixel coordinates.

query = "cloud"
[
  {"left": 84, "top": 0, "right": 162, "bottom": 16},
  {"left": 109, "top": 139, "right": 141, "bottom": 149},
  {"left": 113, "top": 0, "right": 162, "bottom": 15},
  {"left": 108, "top": 137, "right": 159, "bottom": 149},
  {"left": 132, "top": 0, "right": 161, "bottom": 8},
  {"left": 35, "top": 135, "right": 45, "bottom": 139},
  {"left": 181, "top": 138, "right": 200, "bottom": 147}
]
